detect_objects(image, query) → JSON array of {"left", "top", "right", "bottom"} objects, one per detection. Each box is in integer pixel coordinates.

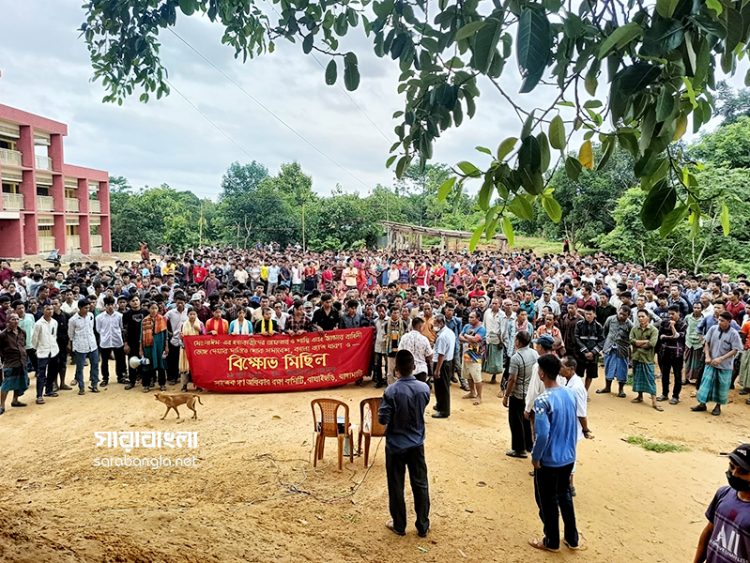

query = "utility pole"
[{"left": 301, "top": 204, "right": 306, "bottom": 252}]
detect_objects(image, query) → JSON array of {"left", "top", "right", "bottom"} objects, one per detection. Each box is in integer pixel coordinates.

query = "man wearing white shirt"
[
  {"left": 560, "top": 356, "right": 593, "bottom": 496},
  {"left": 164, "top": 295, "right": 188, "bottom": 384},
  {"left": 95, "top": 296, "right": 126, "bottom": 386},
  {"left": 32, "top": 304, "right": 59, "bottom": 404},
  {"left": 525, "top": 335, "right": 567, "bottom": 416},
  {"left": 68, "top": 299, "right": 100, "bottom": 395},
  {"left": 483, "top": 298, "right": 507, "bottom": 384},
  {"left": 431, "top": 314, "right": 455, "bottom": 418},
  {"left": 398, "top": 317, "right": 434, "bottom": 383}
]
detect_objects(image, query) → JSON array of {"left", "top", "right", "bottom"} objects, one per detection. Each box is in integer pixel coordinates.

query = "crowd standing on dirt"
[{"left": 0, "top": 243, "right": 749, "bottom": 555}]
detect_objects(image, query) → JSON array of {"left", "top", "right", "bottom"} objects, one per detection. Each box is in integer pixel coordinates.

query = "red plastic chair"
[
  {"left": 358, "top": 397, "right": 387, "bottom": 467},
  {"left": 311, "top": 399, "right": 353, "bottom": 470}
]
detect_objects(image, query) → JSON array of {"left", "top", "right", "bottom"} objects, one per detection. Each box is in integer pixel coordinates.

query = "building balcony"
[
  {"left": 65, "top": 197, "right": 79, "bottom": 212},
  {"left": 38, "top": 237, "right": 56, "bottom": 253},
  {"left": 90, "top": 234, "right": 102, "bottom": 250},
  {"left": 36, "top": 195, "right": 54, "bottom": 211},
  {"left": 66, "top": 235, "right": 80, "bottom": 251},
  {"left": 90, "top": 199, "right": 101, "bottom": 213},
  {"left": 0, "top": 148, "right": 22, "bottom": 167},
  {"left": 2, "top": 193, "right": 24, "bottom": 210},
  {"left": 35, "top": 154, "right": 52, "bottom": 171}
]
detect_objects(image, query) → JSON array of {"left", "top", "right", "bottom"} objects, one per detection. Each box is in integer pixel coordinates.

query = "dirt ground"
[{"left": 0, "top": 360, "right": 744, "bottom": 563}]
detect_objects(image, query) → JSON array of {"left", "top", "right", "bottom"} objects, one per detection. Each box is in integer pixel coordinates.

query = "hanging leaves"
[{"left": 516, "top": 7, "right": 550, "bottom": 93}]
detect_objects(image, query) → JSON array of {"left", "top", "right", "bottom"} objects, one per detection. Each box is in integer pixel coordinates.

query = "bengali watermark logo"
[{"left": 92, "top": 431, "right": 200, "bottom": 469}]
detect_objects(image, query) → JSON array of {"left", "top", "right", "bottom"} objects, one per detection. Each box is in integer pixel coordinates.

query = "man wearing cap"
[
  {"left": 692, "top": 311, "right": 743, "bottom": 416},
  {"left": 68, "top": 299, "right": 100, "bottom": 394},
  {"left": 694, "top": 444, "right": 750, "bottom": 562}
]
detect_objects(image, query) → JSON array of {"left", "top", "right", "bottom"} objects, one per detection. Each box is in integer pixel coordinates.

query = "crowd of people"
[{"left": 0, "top": 244, "right": 748, "bottom": 555}]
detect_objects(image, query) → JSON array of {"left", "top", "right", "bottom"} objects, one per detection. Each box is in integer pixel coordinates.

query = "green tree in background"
[
  {"left": 110, "top": 181, "right": 216, "bottom": 252},
  {"left": 81, "top": 0, "right": 750, "bottom": 243}
]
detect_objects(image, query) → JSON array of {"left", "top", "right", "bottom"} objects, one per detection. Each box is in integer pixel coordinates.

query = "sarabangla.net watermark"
[
  {"left": 92, "top": 431, "right": 200, "bottom": 469},
  {"left": 92, "top": 454, "right": 199, "bottom": 469}
]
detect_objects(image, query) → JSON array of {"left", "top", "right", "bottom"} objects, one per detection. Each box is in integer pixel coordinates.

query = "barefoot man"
[
  {"left": 458, "top": 311, "right": 486, "bottom": 405},
  {"left": 629, "top": 310, "right": 663, "bottom": 412}
]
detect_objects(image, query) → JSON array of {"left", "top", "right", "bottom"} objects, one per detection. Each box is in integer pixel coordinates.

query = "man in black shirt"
[
  {"left": 122, "top": 294, "right": 148, "bottom": 390},
  {"left": 312, "top": 293, "right": 340, "bottom": 331},
  {"left": 50, "top": 297, "right": 72, "bottom": 391}
]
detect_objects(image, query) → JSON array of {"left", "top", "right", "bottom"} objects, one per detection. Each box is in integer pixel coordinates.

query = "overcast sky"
[
  {"left": 0, "top": 1, "right": 532, "bottom": 199},
  {"left": 0, "top": 2, "right": 740, "bottom": 200}
]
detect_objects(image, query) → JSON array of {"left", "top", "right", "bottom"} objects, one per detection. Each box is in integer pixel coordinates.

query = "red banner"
[{"left": 183, "top": 328, "right": 374, "bottom": 393}]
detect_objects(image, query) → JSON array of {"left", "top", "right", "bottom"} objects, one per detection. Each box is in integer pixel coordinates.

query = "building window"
[
  {"left": 36, "top": 185, "right": 50, "bottom": 196},
  {"left": 2, "top": 182, "right": 19, "bottom": 194},
  {"left": 66, "top": 225, "right": 79, "bottom": 237}
]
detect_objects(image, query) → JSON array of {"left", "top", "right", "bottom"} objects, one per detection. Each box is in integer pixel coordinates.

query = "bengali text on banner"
[{"left": 183, "top": 328, "right": 374, "bottom": 393}]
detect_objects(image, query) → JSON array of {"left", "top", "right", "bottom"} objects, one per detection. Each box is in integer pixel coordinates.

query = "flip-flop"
[
  {"left": 473, "top": 400, "right": 482, "bottom": 406},
  {"left": 462, "top": 393, "right": 477, "bottom": 400},
  {"left": 653, "top": 405, "right": 664, "bottom": 412},
  {"left": 528, "top": 538, "right": 560, "bottom": 553},
  {"left": 617, "top": 393, "right": 627, "bottom": 398},
  {"left": 631, "top": 397, "right": 643, "bottom": 403},
  {"left": 564, "top": 540, "right": 587, "bottom": 551}
]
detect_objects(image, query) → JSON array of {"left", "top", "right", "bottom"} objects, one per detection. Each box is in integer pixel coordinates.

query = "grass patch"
[
  {"left": 514, "top": 236, "right": 594, "bottom": 256},
  {"left": 625, "top": 435, "right": 689, "bottom": 454}
]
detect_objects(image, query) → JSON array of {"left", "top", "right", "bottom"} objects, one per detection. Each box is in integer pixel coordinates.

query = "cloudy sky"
[
  {"left": 0, "top": 3, "right": 737, "bottom": 200},
  {"left": 0, "top": 1, "right": 533, "bottom": 200}
]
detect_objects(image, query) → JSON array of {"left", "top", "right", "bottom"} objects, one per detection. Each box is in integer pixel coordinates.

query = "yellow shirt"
[{"left": 260, "top": 265, "right": 268, "bottom": 280}]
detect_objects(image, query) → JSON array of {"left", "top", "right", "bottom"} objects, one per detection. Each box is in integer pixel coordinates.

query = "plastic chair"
[
  {"left": 311, "top": 399, "right": 353, "bottom": 470},
  {"left": 358, "top": 397, "right": 387, "bottom": 467}
]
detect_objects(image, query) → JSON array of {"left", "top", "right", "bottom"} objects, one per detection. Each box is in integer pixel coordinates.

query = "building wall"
[{"left": 0, "top": 104, "right": 110, "bottom": 259}]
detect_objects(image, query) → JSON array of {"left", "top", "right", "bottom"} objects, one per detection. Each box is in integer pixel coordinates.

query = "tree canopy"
[{"left": 81, "top": 0, "right": 746, "bottom": 245}]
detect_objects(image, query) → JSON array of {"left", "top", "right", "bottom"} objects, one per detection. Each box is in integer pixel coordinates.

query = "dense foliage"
[
  {"left": 110, "top": 162, "right": 480, "bottom": 253},
  {"left": 81, "top": 0, "right": 750, "bottom": 245}
]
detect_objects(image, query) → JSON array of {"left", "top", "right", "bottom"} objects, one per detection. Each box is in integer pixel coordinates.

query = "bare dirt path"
[{"left": 0, "top": 369, "right": 740, "bottom": 563}]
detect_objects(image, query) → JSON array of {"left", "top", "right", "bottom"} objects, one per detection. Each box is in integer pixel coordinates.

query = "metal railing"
[
  {"left": 89, "top": 199, "right": 101, "bottom": 213},
  {"left": 36, "top": 195, "right": 54, "bottom": 211},
  {"left": 2, "top": 193, "right": 24, "bottom": 210},
  {"left": 35, "top": 154, "right": 52, "bottom": 170},
  {"left": 65, "top": 197, "right": 79, "bottom": 212},
  {"left": 0, "top": 148, "right": 22, "bottom": 166}
]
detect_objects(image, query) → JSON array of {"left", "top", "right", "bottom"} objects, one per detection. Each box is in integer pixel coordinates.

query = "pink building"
[{"left": 0, "top": 104, "right": 111, "bottom": 259}]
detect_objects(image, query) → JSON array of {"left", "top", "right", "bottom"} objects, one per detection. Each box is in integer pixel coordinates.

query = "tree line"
[{"left": 110, "top": 86, "right": 750, "bottom": 276}]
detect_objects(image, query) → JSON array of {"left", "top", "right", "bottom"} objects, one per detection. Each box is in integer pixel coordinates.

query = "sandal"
[
  {"left": 617, "top": 392, "right": 627, "bottom": 398},
  {"left": 462, "top": 393, "right": 477, "bottom": 400},
  {"left": 528, "top": 538, "right": 560, "bottom": 553},
  {"left": 564, "top": 539, "right": 587, "bottom": 551},
  {"left": 631, "top": 397, "right": 643, "bottom": 403},
  {"left": 653, "top": 404, "right": 664, "bottom": 412}
]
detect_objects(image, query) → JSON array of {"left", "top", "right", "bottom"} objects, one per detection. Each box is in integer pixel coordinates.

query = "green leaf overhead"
[
  {"left": 81, "top": 0, "right": 750, "bottom": 236},
  {"left": 516, "top": 7, "right": 550, "bottom": 93},
  {"left": 343, "top": 52, "right": 360, "bottom": 91},
  {"left": 640, "top": 180, "right": 677, "bottom": 231}
]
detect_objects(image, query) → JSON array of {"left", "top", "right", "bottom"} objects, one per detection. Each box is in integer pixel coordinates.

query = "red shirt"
[
  {"left": 193, "top": 266, "right": 208, "bottom": 284},
  {"left": 205, "top": 317, "right": 228, "bottom": 335},
  {"left": 727, "top": 300, "right": 745, "bottom": 324}
]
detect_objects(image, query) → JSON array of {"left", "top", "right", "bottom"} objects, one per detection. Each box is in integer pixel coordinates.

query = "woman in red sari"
[{"left": 431, "top": 263, "right": 446, "bottom": 295}]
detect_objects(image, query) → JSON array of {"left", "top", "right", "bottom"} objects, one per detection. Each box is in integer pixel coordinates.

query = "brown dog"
[{"left": 154, "top": 392, "right": 203, "bottom": 420}]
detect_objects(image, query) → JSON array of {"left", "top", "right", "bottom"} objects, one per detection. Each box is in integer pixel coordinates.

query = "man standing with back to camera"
[{"left": 378, "top": 349, "right": 431, "bottom": 538}]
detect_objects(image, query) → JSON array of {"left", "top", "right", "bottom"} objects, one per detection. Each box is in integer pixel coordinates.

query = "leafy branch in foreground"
[{"left": 81, "top": 0, "right": 748, "bottom": 247}]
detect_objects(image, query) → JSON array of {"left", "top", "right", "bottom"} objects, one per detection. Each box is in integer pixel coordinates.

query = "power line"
[
  {"left": 165, "top": 78, "right": 257, "bottom": 162},
  {"left": 166, "top": 28, "right": 372, "bottom": 191}
]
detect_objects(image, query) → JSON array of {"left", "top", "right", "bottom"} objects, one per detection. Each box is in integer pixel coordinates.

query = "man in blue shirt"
[
  {"left": 378, "top": 350, "right": 431, "bottom": 538},
  {"left": 529, "top": 354, "right": 581, "bottom": 553}
]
